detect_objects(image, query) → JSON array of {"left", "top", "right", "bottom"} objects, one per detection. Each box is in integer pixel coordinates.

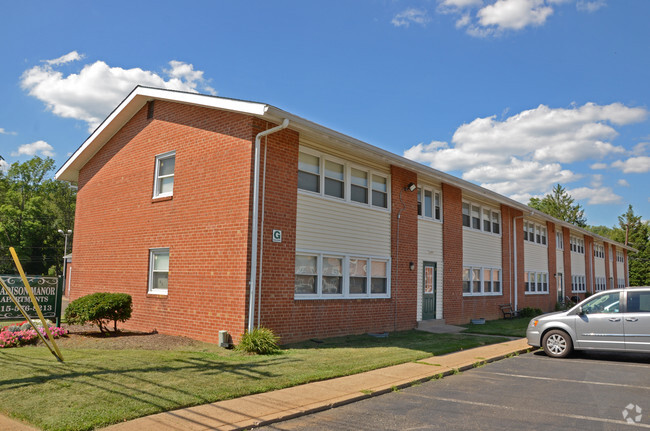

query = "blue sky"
[{"left": 1, "top": 0, "right": 648, "bottom": 227}]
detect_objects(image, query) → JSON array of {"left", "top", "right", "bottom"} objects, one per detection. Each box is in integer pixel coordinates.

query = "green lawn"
[
  {"left": 0, "top": 331, "right": 507, "bottom": 431},
  {"left": 462, "top": 317, "right": 531, "bottom": 337}
]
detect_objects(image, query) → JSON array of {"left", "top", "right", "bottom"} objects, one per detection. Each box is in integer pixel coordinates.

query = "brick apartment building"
[{"left": 55, "top": 86, "right": 632, "bottom": 344}]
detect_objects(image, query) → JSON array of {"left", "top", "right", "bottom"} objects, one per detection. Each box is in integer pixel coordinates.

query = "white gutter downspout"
[{"left": 248, "top": 118, "right": 290, "bottom": 332}]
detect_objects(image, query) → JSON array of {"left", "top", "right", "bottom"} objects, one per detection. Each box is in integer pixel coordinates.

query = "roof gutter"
[{"left": 248, "top": 118, "right": 290, "bottom": 333}]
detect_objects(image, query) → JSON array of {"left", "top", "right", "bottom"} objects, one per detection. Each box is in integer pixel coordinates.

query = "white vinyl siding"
[
  {"left": 594, "top": 252, "right": 606, "bottom": 279},
  {"left": 524, "top": 242, "right": 549, "bottom": 273},
  {"left": 556, "top": 249, "right": 564, "bottom": 274},
  {"left": 616, "top": 260, "right": 625, "bottom": 282},
  {"left": 463, "top": 229, "right": 502, "bottom": 268},
  {"left": 296, "top": 194, "right": 390, "bottom": 256},
  {"left": 417, "top": 219, "right": 444, "bottom": 321},
  {"left": 571, "top": 251, "right": 586, "bottom": 275}
]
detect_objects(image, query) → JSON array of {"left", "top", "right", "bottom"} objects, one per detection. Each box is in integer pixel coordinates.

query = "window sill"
[
  {"left": 152, "top": 195, "right": 173, "bottom": 203},
  {"left": 294, "top": 294, "right": 391, "bottom": 300},
  {"left": 462, "top": 226, "right": 502, "bottom": 237},
  {"left": 462, "top": 293, "right": 503, "bottom": 297},
  {"left": 147, "top": 291, "right": 168, "bottom": 297},
  {"left": 524, "top": 292, "right": 549, "bottom": 295}
]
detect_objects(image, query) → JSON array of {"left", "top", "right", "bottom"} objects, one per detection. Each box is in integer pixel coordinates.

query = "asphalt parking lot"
[{"left": 261, "top": 350, "right": 650, "bottom": 430}]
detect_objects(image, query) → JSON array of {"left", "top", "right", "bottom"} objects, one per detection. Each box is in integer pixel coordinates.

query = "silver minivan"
[{"left": 527, "top": 287, "right": 650, "bottom": 358}]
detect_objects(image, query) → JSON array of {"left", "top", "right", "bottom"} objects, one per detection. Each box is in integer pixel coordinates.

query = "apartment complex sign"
[{"left": 0, "top": 275, "right": 61, "bottom": 320}]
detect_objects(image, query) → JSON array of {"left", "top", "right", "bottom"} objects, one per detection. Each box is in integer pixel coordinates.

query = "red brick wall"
[
  {"left": 604, "top": 241, "right": 611, "bottom": 289},
  {"left": 441, "top": 183, "right": 463, "bottom": 324},
  {"left": 547, "top": 222, "right": 557, "bottom": 301},
  {"left": 500, "top": 205, "right": 514, "bottom": 307},
  {"left": 612, "top": 244, "right": 619, "bottom": 286},
  {"left": 562, "top": 227, "right": 572, "bottom": 297},
  {"left": 72, "top": 100, "right": 256, "bottom": 343},
  {"left": 584, "top": 235, "right": 594, "bottom": 294}
]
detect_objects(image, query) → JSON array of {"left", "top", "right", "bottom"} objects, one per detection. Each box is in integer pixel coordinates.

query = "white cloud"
[
  {"left": 632, "top": 142, "right": 649, "bottom": 156},
  {"left": 0, "top": 159, "right": 8, "bottom": 174},
  {"left": 568, "top": 186, "right": 622, "bottom": 204},
  {"left": 0, "top": 127, "right": 17, "bottom": 135},
  {"left": 392, "top": 8, "right": 431, "bottom": 27},
  {"left": 617, "top": 179, "right": 630, "bottom": 187},
  {"left": 21, "top": 52, "right": 217, "bottom": 132},
  {"left": 440, "top": 0, "right": 484, "bottom": 8},
  {"left": 590, "top": 174, "right": 603, "bottom": 187},
  {"left": 404, "top": 102, "right": 646, "bottom": 202},
  {"left": 576, "top": 0, "right": 606, "bottom": 12},
  {"left": 10, "top": 140, "right": 55, "bottom": 157},
  {"left": 611, "top": 156, "right": 650, "bottom": 173},
  {"left": 478, "top": 0, "right": 553, "bottom": 31}
]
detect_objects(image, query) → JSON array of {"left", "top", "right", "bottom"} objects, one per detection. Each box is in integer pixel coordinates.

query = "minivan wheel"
[{"left": 542, "top": 329, "right": 573, "bottom": 358}]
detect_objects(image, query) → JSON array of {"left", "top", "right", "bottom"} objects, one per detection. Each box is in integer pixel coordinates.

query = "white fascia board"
[
  {"left": 55, "top": 86, "right": 268, "bottom": 182},
  {"left": 264, "top": 106, "right": 636, "bottom": 252}
]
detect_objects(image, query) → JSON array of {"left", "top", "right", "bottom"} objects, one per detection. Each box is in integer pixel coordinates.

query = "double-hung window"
[
  {"left": 417, "top": 187, "right": 442, "bottom": 221},
  {"left": 525, "top": 271, "right": 548, "bottom": 294},
  {"left": 153, "top": 151, "right": 175, "bottom": 198},
  {"left": 148, "top": 248, "right": 170, "bottom": 295},
  {"left": 462, "top": 266, "right": 502, "bottom": 296},
  {"left": 295, "top": 252, "right": 390, "bottom": 299},
  {"left": 524, "top": 221, "right": 547, "bottom": 245},
  {"left": 556, "top": 231, "right": 563, "bottom": 249},
  {"left": 570, "top": 236, "right": 584, "bottom": 254},
  {"left": 571, "top": 275, "right": 586, "bottom": 293},
  {"left": 462, "top": 200, "right": 500, "bottom": 234},
  {"left": 298, "top": 149, "right": 389, "bottom": 210}
]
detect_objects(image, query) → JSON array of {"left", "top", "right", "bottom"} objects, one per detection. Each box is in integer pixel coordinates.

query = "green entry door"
[{"left": 422, "top": 262, "right": 437, "bottom": 320}]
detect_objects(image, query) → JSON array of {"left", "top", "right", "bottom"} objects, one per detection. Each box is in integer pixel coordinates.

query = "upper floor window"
[
  {"left": 153, "top": 151, "right": 175, "bottom": 198},
  {"left": 570, "top": 236, "right": 584, "bottom": 254},
  {"left": 556, "top": 231, "right": 564, "bottom": 250},
  {"left": 524, "top": 221, "right": 546, "bottom": 245},
  {"left": 594, "top": 245, "right": 605, "bottom": 259},
  {"left": 462, "top": 200, "right": 500, "bottom": 234},
  {"left": 609, "top": 246, "right": 614, "bottom": 261},
  {"left": 417, "top": 187, "right": 442, "bottom": 221},
  {"left": 616, "top": 251, "right": 624, "bottom": 263},
  {"left": 298, "top": 149, "right": 389, "bottom": 210}
]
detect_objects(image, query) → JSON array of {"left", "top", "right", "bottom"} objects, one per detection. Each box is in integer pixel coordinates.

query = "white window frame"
[
  {"left": 617, "top": 278, "right": 625, "bottom": 289},
  {"left": 570, "top": 236, "right": 584, "bottom": 254},
  {"left": 417, "top": 186, "right": 442, "bottom": 222},
  {"left": 297, "top": 148, "right": 390, "bottom": 211},
  {"left": 571, "top": 274, "right": 586, "bottom": 293},
  {"left": 594, "top": 244, "right": 605, "bottom": 259},
  {"left": 294, "top": 250, "right": 391, "bottom": 299},
  {"left": 524, "top": 221, "right": 547, "bottom": 246},
  {"left": 153, "top": 151, "right": 176, "bottom": 198},
  {"left": 524, "top": 271, "right": 549, "bottom": 294},
  {"left": 616, "top": 251, "right": 624, "bottom": 263},
  {"left": 148, "top": 248, "right": 170, "bottom": 295},
  {"left": 556, "top": 231, "right": 564, "bottom": 250},
  {"left": 462, "top": 265, "right": 502, "bottom": 296},
  {"left": 461, "top": 200, "right": 501, "bottom": 236}
]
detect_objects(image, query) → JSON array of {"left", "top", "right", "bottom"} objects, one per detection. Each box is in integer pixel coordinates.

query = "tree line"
[
  {"left": 529, "top": 184, "right": 649, "bottom": 286},
  {"left": 0, "top": 156, "right": 76, "bottom": 275}
]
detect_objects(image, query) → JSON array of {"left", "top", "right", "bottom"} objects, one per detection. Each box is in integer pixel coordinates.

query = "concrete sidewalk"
[{"left": 100, "top": 338, "right": 531, "bottom": 431}]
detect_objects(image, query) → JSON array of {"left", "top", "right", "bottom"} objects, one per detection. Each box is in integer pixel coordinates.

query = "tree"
[
  {"left": 616, "top": 205, "right": 650, "bottom": 286},
  {"left": 0, "top": 157, "right": 76, "bottom": 275},
  {"left": 529, "top": 184, "right": 587, "bottom": 227}
]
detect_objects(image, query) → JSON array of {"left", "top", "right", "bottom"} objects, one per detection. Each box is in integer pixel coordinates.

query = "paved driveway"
[{"left": 262, "top": 351, "right": 650, "bottom": 430}]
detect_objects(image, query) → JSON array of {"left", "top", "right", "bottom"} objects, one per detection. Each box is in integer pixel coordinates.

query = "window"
[
  {"left": 298, "top": 149, "right": 389, "bottom": 210},
  {"left": 581, "top": 292, "right": 620, "bottom": 314},
  {"left": 571, "top": 275, "right": 586, "bottom": 293},
  {"left": 570, "top": 236, "right": 584, "bottom": 254},
  {"left": 294, "top": 252, "right": 390, "bottom": 299},
  {"left": 627, "top": 291, "right": 650, "bottom": 313},
  {"left": 417, "top": 187, "right": 442, "bottom": 221},
  {"left": 524, "top": 221, "right": 547, "bottom": 246},
  {"left": 617, "top": 278, "right": 626, "bottom": 289},
  {"left": 556, "top": 231, "right": 564, "bottom": 250},
  {"left": 609, "top": 246, "right": 614, "bottom": 261},
  {"left": 616, "top": 251, "right": 625, "bottom": 263},
  {"left": 462, "top": 266, "right": 502, "bottom": 296},
  {"left": 148, "top": 248, "right": 169, "bottom": 294},
  {"left": 153, "top": 152, "right": 175, "bottom": 198},
  {"left": 594, "top": 245, "right": 605, "bottom": 258},
  {"left": 595, "top": 276, "right": 607, "bottom": 292},
  {"left": 462, "top": 200, "right": 500, "bottom": 234},
  {"left": 298, "top": 152, "right": 320, "bottom": 193},
  {"left": 525, "top": 271, "right": 548, "bottom": 294}
]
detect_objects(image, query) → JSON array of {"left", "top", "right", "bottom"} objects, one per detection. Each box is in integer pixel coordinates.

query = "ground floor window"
[
  {"left": 595, "top": 276, "right": 607, "bottom": 292},
  {"left": 295, "top": 251, "right": 390, "bottom": 299},
  {"left": 571, "top": 274, "right": 586, "bottom": 293},
  {"left": 525, "top": 271, "right": 548, "bottom": 294},
  {"left": 462, "top": 266, "right": 501, "bottom": 296},
  {"left": 148, "top": 248, "right": 169, "bottom": 295},
  {"left": 617, "top": 278, "right": 625, "bottom": 289}
]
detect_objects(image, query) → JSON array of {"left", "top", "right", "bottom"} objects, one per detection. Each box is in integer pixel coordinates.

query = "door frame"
[{"left": 422, "top": 261, "right": 437, "bottom": 320}]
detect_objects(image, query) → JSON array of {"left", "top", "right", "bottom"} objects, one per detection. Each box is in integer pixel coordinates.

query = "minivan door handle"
[
  {"left": 609, "top": 317, "right": 621, "bottom": 322},
  {"left": 625, "top": 317, "right": 639, "bottom": 322}
]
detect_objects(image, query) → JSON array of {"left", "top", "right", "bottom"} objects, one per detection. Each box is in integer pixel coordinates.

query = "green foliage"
[
  {"left": 64, "top": 292, "right": 133, "bottom": 333},
  {"left": 617, "top": 205, "right": 650, "bottom": 286},
  {"left": 528, "top": 184, "right": 587, "bottom": 227},
  {"left": 236, "top": 327, "right": 281, "bottom": 354},
  {"left": 0, "top": 156, "right": 76, "bottom": 275},
  {"left": 519, "top": 307, "right": 543, "bottom": 318}
]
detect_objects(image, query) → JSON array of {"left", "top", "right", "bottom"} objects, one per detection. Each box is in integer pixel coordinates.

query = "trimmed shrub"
[
  {"left": 236, "top": 327, "right": 281, "bottom": 355},
  {"left": 519, "top": 307, "right": 543, "bottom": 318},
  {"left": 65, "top": 292, "right": 132, "bottom": 334}
]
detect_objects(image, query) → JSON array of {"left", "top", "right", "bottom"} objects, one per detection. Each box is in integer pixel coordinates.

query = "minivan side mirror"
[{"left": 577, "top": 306, "right": 584, "bottom": 315}]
